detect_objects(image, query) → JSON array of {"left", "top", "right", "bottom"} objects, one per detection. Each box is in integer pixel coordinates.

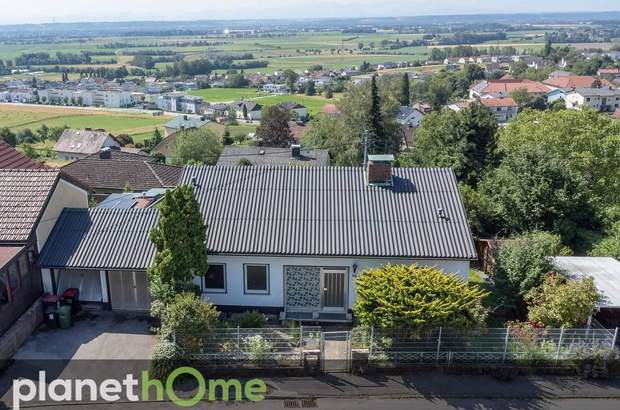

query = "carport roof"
[
  {"left": 39, "top": 208, "right": 159, "bottom": 271},
  {"left": 552, "top": 256, "right": 620, "bottom": 308}
]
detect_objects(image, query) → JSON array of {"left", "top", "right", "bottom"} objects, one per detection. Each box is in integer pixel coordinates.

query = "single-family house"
[
  {"left": 164, "top": 115, "right": 209, "bottom": 137},
  {"left": 37, "top": 158, "right": 477, "bottom": 320},
  {"left": 205, "top": 103, "right": 229, "bottom": 119},
  {"left": 216, "top": 145, "right": 329, "bottom": 167},
  {"left": 53, "top": 129, "right": 120, "bottom": 161},
  {"left": 231, "top": 101, "right": 262, "bottom": 121},
  {"left": 469, "top": 79, "right": 551, "bottom": 99},
  {"left": 263, "top": 83, "right": 290, "bottom": 94},
  {"left": 395, "top": 106, "right": 425, "bottom": 127},
  {"left": 598, "top": 68, "right": 620, "bottom": 77},
  {"left": 60, "top": 149, "right": 181, "bottom": 202},
  {"left": 565, "top": 87, "right": 620, "bottom": 112},
  {"left": 278, "top": 102, "right": 309, "bottom": 120},
  {"left": 543, "top": 76, "right": 615, "bottom": 91},
  {"left": 0, "top": 169, "right": 88, "bottom": 336},
  {"left": 480, "top": 97, "right": 519, "bottom": 123}
]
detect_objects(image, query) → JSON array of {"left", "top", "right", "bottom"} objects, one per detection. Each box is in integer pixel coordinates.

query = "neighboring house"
[
  {"left": 0, "top": 169, "right": 88, "bottom": 335},
  {"left": 395, "top": 106, "right": 425, "bottom": 127},
  {"left": 598, "top": 68, "right": 620, "bottom": 77},
  {"left": 469, "top": 79, "right": 551, "bottom": 99},
  {"left": 60, "top": 149, "right": 181, "bottom": 202},
  {"left": 230, "top": 101, "right": 262, "bottom": 121},
  {"left": 38, "top": 159, "right": 477, "bottom": 320},
  {"left": 278, "top": 102, "right": 309, "bottom": 120},
  {"left": 263, "top": 83, "right": 290, "bottom": 94},
  {"left": 205, "top": 103, "right": 229, "bottom": 119},
  {"left": 480, "top": 97, "right": 519, "bottom": 123},
  {"left": 164, "top": 115, "right": 210, "bottom": 137},
  {"left": 565, "top": 88, "right": 620, "bottom": 112},
  {"left": 448, "top": 100, "right": 475, "bottom": 112},
  {"left": 543, "top": 76, "right": 615, "bottom": 91},
  {"left": 39, "top": 208, "right": 158, "bottom": 310},
  {"left": 546, "top": 88, "right": 567, "bottom": 104},
  {"left": 216, "top": 145, "right": 330, "bottom": 166},
  {"left": 156, "top": 92, "right": 203, "bottom": 114},
  {"left": 0, "top": 141, "right": 47, "bottom": 169},
  {"left": 53, "top": 129, "right": 120, "bottom": 161}
]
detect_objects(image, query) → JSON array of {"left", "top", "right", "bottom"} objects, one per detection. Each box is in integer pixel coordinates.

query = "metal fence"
[
  {"left": 351, "top": 326, "right": 618, "bottom": 367},
  {"left": 180, "top": 326, "right": 322, "bottom": 368}
]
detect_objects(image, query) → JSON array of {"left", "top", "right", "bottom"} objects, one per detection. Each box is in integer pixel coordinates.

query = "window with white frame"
[
  {"left": 204, "top": 264, "right": 226, "bottom": 293},
  {"left": 244, "top": 264, "right": 269, "bottom": 294}
]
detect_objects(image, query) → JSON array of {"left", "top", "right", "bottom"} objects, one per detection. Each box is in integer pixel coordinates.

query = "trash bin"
[
  {"left": 57, "top": 305, "right": 72, "bottom": 329},
  {"left": 42, "top": 294, "right": 62, "bottom": 310},
  {"left": 45, "top": 307, "right": 59, "bottom": 329},
  {"left": 62, "top": 288, "right": 81, "bottom": 313}
]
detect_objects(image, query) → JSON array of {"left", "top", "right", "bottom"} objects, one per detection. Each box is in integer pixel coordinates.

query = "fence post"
[
  {"left": 555, "top": 327, "right": 565, "bottom": 365},
  {"left": 612, "top": 328, "right": 619, "bottom": 348},
  {"left": 236, "top": 326, "right": 241, "bottom": 358},
  {"left": 369, "top": 326, "right": 374, "bottom": 358},
  {"left": 502, "top": 326, "right": 510, "bottom": 363},
  {"left": 299, "top": 325, "right": 304, "bottom": 366},
  {"left": 436, "top": 327, "right": 442, "bottom": 361}
]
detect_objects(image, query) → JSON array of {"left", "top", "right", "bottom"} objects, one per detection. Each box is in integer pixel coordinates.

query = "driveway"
[
  {"left": 13, "top": 310, "right": 154, "bottom": 360},
  {"left": 0, "top": 310, "right": 155, "bottom": 409}
]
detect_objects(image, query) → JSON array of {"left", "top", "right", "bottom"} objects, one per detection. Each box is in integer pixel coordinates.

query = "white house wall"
[
  {"left": 35, "top": 178, "right": 89, "bottom": 251},
  {"left": 197, "top": 255, "right": 470, "bottom": 310}
]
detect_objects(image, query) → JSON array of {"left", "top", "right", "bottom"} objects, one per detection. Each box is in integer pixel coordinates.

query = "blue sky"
[{"left": 1, "top": 0, "right": 619, "bottom": 24}]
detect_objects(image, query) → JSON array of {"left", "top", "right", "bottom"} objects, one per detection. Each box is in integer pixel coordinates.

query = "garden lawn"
[
  {"left": 0, "top": 104, "right": 169, "bottom": 142},
  {"left": 188, "top": 88, "right": 266, "bottom": 102}
]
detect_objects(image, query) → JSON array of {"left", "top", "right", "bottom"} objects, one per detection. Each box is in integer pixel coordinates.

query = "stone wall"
[{"left": 0, "top": 298, "right": 43, "bottom": 366}]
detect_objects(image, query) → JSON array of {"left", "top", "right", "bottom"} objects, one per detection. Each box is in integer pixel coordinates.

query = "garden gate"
[{"left": 320, "top": 331, "right": 351, "bottom": 372}]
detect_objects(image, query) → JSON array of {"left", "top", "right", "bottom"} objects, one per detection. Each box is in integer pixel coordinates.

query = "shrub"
[
  {"left": 244, "top": 335, "right": 274, "bottom": 361},
  {"left": 493, "top": 231, "right": 571, "bottom": 317},
  {"left": 235, "top": 310, "right": 267, "bottom": 328},
  {"left": 525, "top": 274, "right": 600, "bottom": 328},
  {"left": 160, "top": 293, "right": 220, "bottom": 353},
  {"left": 151, "top": 338, "right": 184, "bottom": 380},
  {"left": 354, "top": 264, "right": 488, "bottom": 330}
]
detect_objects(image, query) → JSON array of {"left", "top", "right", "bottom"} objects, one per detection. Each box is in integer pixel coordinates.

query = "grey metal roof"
[
  {"left": 217, "top": 146, "right": 330, "bottom": 167},
  {"left": 54, "top": 129, "right": 116, "bottom": 155},
  {"left": 39, "top": 208, "right": 159, "bottom": 270},
  {"left": 552, "top": 256, "right": 620, "bottom": 308},
  {"left": 164, "top": 116, "right": 209, "bottom": 130},
  {"left": 181, "top": 166, "right": 476, "bottom": 259}
]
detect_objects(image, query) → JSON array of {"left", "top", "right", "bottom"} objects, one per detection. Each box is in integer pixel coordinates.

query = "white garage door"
[{"left": 108, "top": 271, "right": 151, "bottom": 311}]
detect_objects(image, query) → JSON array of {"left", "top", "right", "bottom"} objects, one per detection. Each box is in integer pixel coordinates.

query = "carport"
[
  {"left": 38, "top": 208, "right": 159, "bottom": 311},
  {"left": 552, "top": 256, "right": 620, "bottom": 327}
]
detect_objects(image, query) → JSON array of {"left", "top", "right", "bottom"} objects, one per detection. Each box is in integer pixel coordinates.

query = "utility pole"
[{"left": 363, "top": 130, "right": 369, "bottom": 166}]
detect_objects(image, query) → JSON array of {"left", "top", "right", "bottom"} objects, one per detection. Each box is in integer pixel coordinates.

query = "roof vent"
[
  {"left": 366, "top": 154, "right": 394, "bottom": 186},
  {"left": 291, "top": 144, "right": 301, "bottom": 159},
  {"left": 99, "top": 147, "right": 112, "bottom": 160}
]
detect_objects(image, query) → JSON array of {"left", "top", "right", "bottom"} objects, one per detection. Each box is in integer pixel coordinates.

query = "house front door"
[{"left": 321, "top": 269, "right": 347, "bottom": 312}]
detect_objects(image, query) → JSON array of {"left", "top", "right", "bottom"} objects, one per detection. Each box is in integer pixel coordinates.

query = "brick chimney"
[
  {"left": 99, "top": 147, "right": 112, "bottom": 160},
  {"left": 366, "top": 154, "right": 394, "bottom": 186}
]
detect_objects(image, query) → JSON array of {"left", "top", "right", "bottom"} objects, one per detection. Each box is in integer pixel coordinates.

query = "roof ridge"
[{"left": 144, "top": 161, "right": 166, "bottom": 187}]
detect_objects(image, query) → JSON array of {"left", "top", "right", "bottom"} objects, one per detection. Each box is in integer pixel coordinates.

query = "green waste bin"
[{"left": 58, "top": 305, "right": 72, "bottom": 329}]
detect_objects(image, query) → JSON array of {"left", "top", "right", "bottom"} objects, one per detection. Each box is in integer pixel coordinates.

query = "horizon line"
[{"left": 1, "top": 10, "right": 620, "bottom": 28}]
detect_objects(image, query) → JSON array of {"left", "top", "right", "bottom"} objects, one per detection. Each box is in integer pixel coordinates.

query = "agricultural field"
[{"left": 0, "top": 104, "right": 169, "bottom": 144}]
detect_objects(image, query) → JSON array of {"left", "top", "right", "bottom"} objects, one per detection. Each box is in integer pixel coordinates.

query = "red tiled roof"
[
  {"left": 599, "top": 68, "right": 620, "bottom": 75},
  {"left": 543, "top": 76, "right": 614, "bottom": 89},
  {"left": 480, "top": 97, "right": 518, "bottom": 107},
  {"left": 321, "top": 104, "right": 339, "bottom": 114},
  {"left": 0, "top": 142, "right": 47, "bottom": 170},
  {"left": 473, "top": 79, "right": 551, "bottom": 95}
]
